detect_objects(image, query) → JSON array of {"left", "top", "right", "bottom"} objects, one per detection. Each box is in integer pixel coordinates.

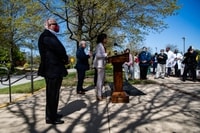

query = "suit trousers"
[
  {"left": 45, "top": 77, "right": 62, "bottom": 121},
  {"left": 76, "top": 69, "right": 86, "bottom": 92},
  {"left": 96, "top": 68, "right": 105, "bottom": 97},
  {"left": 182, "top": 65, "right": 196, "bottom": 81},
  {"left": 139, "top": 65, "right": 148, "bottom": 79},
  {"left": 93, "top": 68, "right": 98, "bottom": 86}
]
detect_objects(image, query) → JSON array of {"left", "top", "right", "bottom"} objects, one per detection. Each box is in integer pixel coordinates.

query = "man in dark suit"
[
  {"left": 138, "top": 47, "right": 151, "bottom": 80},
  {"left": 75, "top": 40, "right": 91, "bottom": 94},
  {"left": 38, "top": 18, "right": 68, "bottom": 124}
]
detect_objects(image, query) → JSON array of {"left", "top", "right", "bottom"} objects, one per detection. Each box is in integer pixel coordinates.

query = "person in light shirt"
[
  {"left": 173, "top": 49, "right": 183, "bottom": 77},
  {"left": 93, "top": 33, "right": 108, "bottom": 101},
  {"left": 165, "top": 47, "right": 175, "bottom": 77},
  {"left": 122, "top": 48, "right": 134, "bottom": 81}
]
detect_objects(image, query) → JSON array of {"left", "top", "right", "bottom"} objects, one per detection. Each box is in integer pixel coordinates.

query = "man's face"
[
  {"left": 48, "top": 19, "right": 59, "bottom": 32},
  {"left": 143, "top": 47, "right": 147, "bottom": 51}
]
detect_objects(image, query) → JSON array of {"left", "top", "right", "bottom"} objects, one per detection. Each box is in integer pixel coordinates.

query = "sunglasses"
[{"left": 49, "top": 23, "right": 58, "bottom": 26}]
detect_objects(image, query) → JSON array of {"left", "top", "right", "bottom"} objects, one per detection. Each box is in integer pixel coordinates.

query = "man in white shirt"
[
  {"left": 173, "top": 49, "right": 183, "bottom": 77},
  {"left": 165, "top": 47, "right": 175, "bottom": 77}
]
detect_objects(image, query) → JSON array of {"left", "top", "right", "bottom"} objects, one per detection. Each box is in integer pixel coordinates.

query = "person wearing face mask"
[
  {"left": 182, "top": 46, "right": 197, "bottom": 82},
  {"left": 155, "top": 49, "right": 168, "bottom": 79},
  {"left": 138, "top": 47, "right": 151, "bottom": 80},
  {"left": 75, "top": 40, "right": 92, "bottom": 94},
  {"left": 173, "top": 49, "right": 183, "bottom": 77},
  {"left": 38, "top": 18, "right": 69, "bottom": 124},
  {"left": 165, "top": 47, "right": 175, "bottom": 77}
]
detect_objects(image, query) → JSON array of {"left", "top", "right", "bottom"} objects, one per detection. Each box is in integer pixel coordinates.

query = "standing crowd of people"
[
  {"left": 122, "top": 46, "right": 199, "bottom": 82},
  {"left": 37, "top": 18, "right": 199, "bottom": 125}
]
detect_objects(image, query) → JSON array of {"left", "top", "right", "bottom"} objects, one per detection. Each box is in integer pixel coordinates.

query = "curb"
[{"left": 0, "top": 88, "right": 46, "bottom": 109}]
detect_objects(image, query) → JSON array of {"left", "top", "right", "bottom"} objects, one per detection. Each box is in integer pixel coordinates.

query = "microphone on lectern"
[{"left": 113, "top": 43, "right": 124, "bottom": 55}]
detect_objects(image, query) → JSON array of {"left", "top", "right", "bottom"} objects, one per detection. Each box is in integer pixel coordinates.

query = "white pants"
[
  {"left": 155, "top": 63, "right": 166, "bottom": 78},
  {"left": 96, "top": 68, "right": 105, "bottom": 97},
  {"left": 123, "top": 64, "right": 134, "bottom": 80}
]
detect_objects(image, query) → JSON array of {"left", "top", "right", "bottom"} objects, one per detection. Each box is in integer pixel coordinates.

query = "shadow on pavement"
[
  {"left": 1, "top": 81, "right": 200, "bottom": 133},
  {"left": 59, "top": 100, "right": 87, "bottom": 116}
]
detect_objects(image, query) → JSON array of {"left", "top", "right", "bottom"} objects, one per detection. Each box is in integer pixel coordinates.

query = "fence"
[{"left": 0, "top": 66, "right": 38, "bottom": 103}]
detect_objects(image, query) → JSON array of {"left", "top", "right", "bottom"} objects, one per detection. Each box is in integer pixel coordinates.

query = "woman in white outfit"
[
  {"left": 133, "top": 53, "right": 140, "bottom": 79},
  {"left": 93, "top": 33, "right": 108, "bottom": 101}
]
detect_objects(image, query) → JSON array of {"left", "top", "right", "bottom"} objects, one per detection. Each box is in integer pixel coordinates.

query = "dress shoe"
[
  {"left": 96, "top": 96, "right": 106, "bottom": 101},
  {"left": 46, "top": 119, "right": 64, "bottom": 124},
  {"left": 57, "top": 114, "right": 63, "bottom": 118},
  {"left": 96, "top": 96, "right": 103, "bottom": 101},
  {"left": 77, "top": 91, "right": 85, "bottom": 94},
  {"left": 81, "top": 89, "right": 88, "bottom": 92}
]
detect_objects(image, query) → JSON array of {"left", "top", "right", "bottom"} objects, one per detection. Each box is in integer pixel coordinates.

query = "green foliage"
[
  {"left": 0, "top": 0, "right": 46, "bottom": 71},
  {"left": 38, "top": 0, "right": 180, "bottom": 51}
]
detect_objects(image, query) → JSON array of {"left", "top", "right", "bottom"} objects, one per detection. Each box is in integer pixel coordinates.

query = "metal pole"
[
  {"left": 8, "top": 72, "right": 11, "bottom": 103},
  {"left": 182, "top": 37, "right": 185, "bottom": 53},
  {"left": 31, "top": 40, "right": 34, "bottom": 94}
]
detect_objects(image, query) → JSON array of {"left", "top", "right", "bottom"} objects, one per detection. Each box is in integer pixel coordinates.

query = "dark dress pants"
[
  {"left": 174, "top": 63, "right": 180, "bottom": 77},
  {"left": 94, "top": 68, "right": 97, "bottom": 86},
  {"left": 182, "top": 65, "right": 196, "bottom": 81},
  {"left": 77, "top": 69, "right": 86, "bottom": 92},
  {"left": 167, "top": 67, "right": 172, "bottom": 76},
  {"left": 45, "top": 77, "right": 62, "bottom": 121},
  {"left": 140, "top": 65, "right": 148, "bottom": 79}
]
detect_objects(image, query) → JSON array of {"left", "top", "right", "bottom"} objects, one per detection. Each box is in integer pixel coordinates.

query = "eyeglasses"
[{"left": 49, "top": 23, "right": 58, "bottom": 26}]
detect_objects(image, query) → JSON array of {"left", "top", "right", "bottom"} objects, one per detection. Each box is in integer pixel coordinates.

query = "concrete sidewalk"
[{"left": 0, "top": 75, "right": 200, "bottom": 133}]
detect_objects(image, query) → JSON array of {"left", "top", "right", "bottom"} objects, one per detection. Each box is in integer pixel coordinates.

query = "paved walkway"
[{"left": 0, "top": 75, "right": 199, "bottom": 133}]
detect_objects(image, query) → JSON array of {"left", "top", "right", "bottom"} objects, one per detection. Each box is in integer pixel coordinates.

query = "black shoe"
[
  {"left": 46, "top": 119, "right": 64, "bottom": 124},
  {"left": 81, "top": 89, "right": 88, "bottom": 92},
  {"left": 57, "top": 114, "right": 63, "bottom": 118},
  {"left": 77, "top": 91, "right": 85, "bottom": 94}
]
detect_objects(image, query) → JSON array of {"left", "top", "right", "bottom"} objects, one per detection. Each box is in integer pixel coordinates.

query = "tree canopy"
[
  {"left": 0, "top": 0, "right": 180, "bottom": 70},
  {"left": 0, "top": 0, "right": 46, "bottom": 70},
  {"left": 38, "top": 0, "right": 180, "bottom": 51}
]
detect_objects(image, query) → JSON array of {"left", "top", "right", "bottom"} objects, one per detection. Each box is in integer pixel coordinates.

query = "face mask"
[
  {"left": 143, "top": 48, "right": 147, "bottom": 52},
  {"left": 161, "top": 52, "right": 164, "bottom": 55},
  {"left": 54, "top": 25, "right": 60, "bottom": 32}
]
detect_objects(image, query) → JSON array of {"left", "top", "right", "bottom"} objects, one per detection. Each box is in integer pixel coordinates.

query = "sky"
[{"left": 144, "top": 0, "right": 200, "bottom": 54}]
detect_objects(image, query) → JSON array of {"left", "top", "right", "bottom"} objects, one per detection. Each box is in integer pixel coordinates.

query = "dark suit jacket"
[
  {"left": 75, "top": 47, "right": 90, "bottom": 71},
  {"left": 38, "top": 29, "right": 68, "bottom": 78}
]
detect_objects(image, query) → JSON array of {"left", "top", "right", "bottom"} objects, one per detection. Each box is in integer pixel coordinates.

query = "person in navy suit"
[
  {"left": 138, "top": 47, "right": 151, "bottom": 80},
  {"left": 38, "top": 18, "right": 68, "bottom": 124},
  {"left": 75, "top": 40, "right": 91, "bottom": 94}
]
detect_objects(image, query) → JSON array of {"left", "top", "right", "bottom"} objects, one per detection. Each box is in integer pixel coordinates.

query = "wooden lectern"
[{"left": 107, "top": 53, "right": 129, "bottom": 103}]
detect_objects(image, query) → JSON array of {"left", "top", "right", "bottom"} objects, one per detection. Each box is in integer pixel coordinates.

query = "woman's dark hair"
[
  {"left": 125, "top": 48, "right": 130, "bottom": 53},
  {"left": 96, "top": 33, "right": 107, "bottom": 43}
]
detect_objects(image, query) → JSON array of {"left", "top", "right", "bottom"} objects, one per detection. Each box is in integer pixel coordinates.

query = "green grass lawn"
[{"left": 0, "top": 67, "right": 156, "bottom": 94}]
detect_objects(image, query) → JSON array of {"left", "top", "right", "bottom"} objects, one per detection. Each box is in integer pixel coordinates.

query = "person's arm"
[{"left": 76, "top": 48, "right": 90, "bottom": 60}]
